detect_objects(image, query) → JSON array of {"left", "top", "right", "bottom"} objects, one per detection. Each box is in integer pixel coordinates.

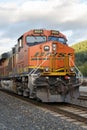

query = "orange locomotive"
[{"left": 0, "top": 29, "right": 82, "bottom": 102}]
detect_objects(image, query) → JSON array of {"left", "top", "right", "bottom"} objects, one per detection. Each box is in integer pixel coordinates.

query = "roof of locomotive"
[{"left": 22, "top": 29, "right": 67, "bottom": 40}]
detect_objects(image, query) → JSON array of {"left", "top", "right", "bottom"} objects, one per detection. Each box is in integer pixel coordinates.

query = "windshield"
[
  {"left": 48, "top": 36, "right": 67, "bottom": 44},
  {"left": 26, "top": 36, "right": 46, "bottom": 46}
]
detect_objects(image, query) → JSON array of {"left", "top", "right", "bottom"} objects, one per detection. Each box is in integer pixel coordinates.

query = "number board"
[
  {"left": 34, "top": 29, "right": 43, "bottom": 34},
  {"left": 51, "top": 30, "right": 59, "bottom": 35}
]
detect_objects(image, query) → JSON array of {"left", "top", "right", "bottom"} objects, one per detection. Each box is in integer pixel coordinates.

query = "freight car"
[{"left": 0, "top": 29, "right": 83, "bottom": 102}]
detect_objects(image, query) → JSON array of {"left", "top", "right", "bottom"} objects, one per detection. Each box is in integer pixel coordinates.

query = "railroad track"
[
  {"left": 0, "top": 89, "right": 87, "bottom": 128},
  {"left": 80, "top": 91, "right": 87, "bottom": 98},
  {"left": 79, "top": 95, "right": 87, "bottom": 100},
  {"left": 51, "top": 104, "right": 87, "bottom": 124}
]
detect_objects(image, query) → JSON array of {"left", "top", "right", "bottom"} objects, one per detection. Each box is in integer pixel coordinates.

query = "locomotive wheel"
[
  {"left": 17, "top": 90, "right": 23, "bottom": 96},
  {"left": 23, "top": 91, "right": 29, "bottom": 97}
]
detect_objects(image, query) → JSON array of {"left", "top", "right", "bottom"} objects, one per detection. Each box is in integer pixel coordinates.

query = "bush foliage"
[{"left": 72, "top": 40, "right": 87, "bottom": 76}]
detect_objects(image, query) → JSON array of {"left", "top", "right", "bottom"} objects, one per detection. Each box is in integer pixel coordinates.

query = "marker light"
[{"left": 52, "top": 43, "right": 57, "bottom": 51}]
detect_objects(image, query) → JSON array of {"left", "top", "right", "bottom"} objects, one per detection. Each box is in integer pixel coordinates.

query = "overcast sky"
[{"left": 0, "top": 0, "right": 87, "bottom": 55}]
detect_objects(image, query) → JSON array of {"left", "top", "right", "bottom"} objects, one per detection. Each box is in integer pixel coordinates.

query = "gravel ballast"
[{"left": 0, "top": 91, "right": 87, "bottom": 130}]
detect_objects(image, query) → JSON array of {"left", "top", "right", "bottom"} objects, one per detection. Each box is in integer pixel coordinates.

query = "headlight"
[
  {"left": 70, "top": 67, "right": 74, "bottom": 72},
  {"left": 44, "top": 67, "right": 50, "bottom": 72},
  {"left": 44, "top": 46, "right": 50, "bottom": 51},
  {"left": 52, "top": 43, "right": 56, "bottom": 51}
]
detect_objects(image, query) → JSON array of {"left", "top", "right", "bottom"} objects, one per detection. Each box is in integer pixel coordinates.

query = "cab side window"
[{"left": 18, "top": 36, "right": 23, "bottom": 52}]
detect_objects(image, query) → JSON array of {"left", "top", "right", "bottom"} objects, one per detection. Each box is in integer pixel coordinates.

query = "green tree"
[{"left": 72, "top": 40, "right": 87, "bottom": 76}]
